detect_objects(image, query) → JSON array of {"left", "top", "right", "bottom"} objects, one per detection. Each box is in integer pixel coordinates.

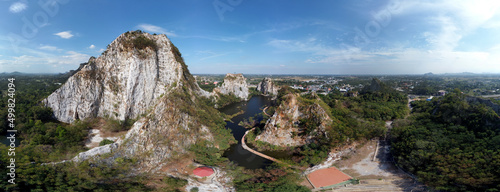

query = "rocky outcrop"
[
  {"left": 466, "top": 96, "right": 500, "bottom": 114},
  {"left": 255, "top": 93, "right": 331, "bottom": 147},
  {"left": 116, "top": 93, "right": 217, "bottom": 171},
  {"left": 43, "top": 31, "right": 207, "bottom": 123},
  {"left": 213, "top": 73, "right": 249, "bottom": 100},
  {"left": 44, "top": 31, "right": 228, "bottom": 172},
  {"left": 256, "top": 77, "right": 279, "bottom": 96},
  {"left": 362, "top": 78, "right": 387, "bottom": 93}
]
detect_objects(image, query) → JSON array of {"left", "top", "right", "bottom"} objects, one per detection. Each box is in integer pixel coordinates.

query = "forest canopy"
[{"left": 391, "top": 90, "right": 500, "bottom": 191}]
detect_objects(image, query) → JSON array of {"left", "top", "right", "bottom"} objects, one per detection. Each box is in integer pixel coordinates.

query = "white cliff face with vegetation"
[
  {"left": 256, "top": 93, "right": 331, "bottom": 147},
  {"left": 213, "top": 73, "right": 250, "bottom": 100},
  {"left": 44, "top": 31, "right": 207, "bottom": 123},
  {"left": 44, "top": 31, "right": 231, "bottom": 172},
  {"left": 256, "top": 77, "right": 279, "bottom": 96}
]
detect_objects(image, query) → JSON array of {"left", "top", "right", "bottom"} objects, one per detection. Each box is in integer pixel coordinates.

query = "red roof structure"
[
  {"left": 307, "top": 167, "right": 352, "bottom": 188},
  {"left": 193, "top": 167, "right": 214, "bottom": 177}
]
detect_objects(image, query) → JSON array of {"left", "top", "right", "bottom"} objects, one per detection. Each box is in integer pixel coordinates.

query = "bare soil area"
[
  {"left": 84, "top": 118, "right": 128, "bottom": 148},
  {"left": 331, "top": 140, "right": 428, "bottom": 192},
  {"left": 336, "top": 140, "right": 402, "bottom": 179}
]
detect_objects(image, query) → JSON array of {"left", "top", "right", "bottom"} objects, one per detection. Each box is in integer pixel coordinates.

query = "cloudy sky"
[{"left": 1, "top": 0, "right": 500, "bottom": 74}]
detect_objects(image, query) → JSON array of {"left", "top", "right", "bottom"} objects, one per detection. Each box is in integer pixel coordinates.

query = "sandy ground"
[
  {"left": 84, "top": 118, "right": 128, "bottom": 148},
  {"left": 330, "top": 140, "right": 428, "bottom": 191},
  {"left": 336, "top": 140, "right": 402, "bottom": 179},
  {"left": 84, "top": 129, "right": 121, "bottom": 148}
]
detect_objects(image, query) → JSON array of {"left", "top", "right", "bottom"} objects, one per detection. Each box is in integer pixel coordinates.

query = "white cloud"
[
  {"left": 195, "top": 50, "right": 241, "bottom": 61},
  {"left": 9, "top": 2, "right": 27, "bottom": 13},
  {"left": 268, "top": 36, "right": 500, "bottom": 74},
  {"left": 0, "top": 48, "right": 90, "bottom": 73},
  {"left": 54, "top": 31, "right": 74, "bottom": 39},
  {"left": 268, "top": 38, "right": 338, "bottom": 56},
  {"left": 39, "top": 45, "right": 58, "bottom": 51},
  {"left": 89, "top": 44, "right": 95, "bottom": 49},
  {"left": 137, "top": 24, "right": 177, "bottom": 37},
  {"left": 378, "top": 0, "right": 500, "bottom": 52},
  {"left": 62, "top": 51, "right": 90, "bottom": 63}
]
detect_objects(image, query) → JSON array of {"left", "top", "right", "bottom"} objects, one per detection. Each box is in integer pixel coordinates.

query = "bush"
[
  {"left": 215, "top": 92, "right": 242, "bottom": 108},
  {"left": 99, "top": 139, "right": 114, "bottom": 146},
  {"left": 189, "top": 140, "right": 227, "bottom": 166},
  {"left": 102, "top": 118, "right": 136, "bottom": 132},
  {"left": 164, "top": 176, "right": 188, "bottom": 191},
  {"left": 132, "top": 35, "right": 157, "bottom": 50}
]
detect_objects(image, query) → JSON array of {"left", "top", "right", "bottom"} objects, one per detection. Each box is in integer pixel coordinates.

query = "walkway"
[
  {"left": 241, "top": 128, "right": 283, "bottom": 163},
  {"left": 241, "top": 128, "right": 303, "bottom": 170},
  {"left": 262, "top": 106, "right": 270, "bottom": 116}
]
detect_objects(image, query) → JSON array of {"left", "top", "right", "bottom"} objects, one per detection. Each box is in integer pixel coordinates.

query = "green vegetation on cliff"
[
  {"left": 215, "top": 92, "right": 242, "bottom": 108},
  {"left": 256, "top": 80, "right": 407, "bottom": 167},
  {"left": 123, "top": 30, "right": 157, "bottom": 51},
  {"left": 167, "top": 83, "right": 236, "bottom": 165}
]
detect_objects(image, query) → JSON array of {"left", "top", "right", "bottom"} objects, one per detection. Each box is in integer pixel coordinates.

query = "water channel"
[{"left": 220, "top": 95, "right": 274, "bottom": 169}]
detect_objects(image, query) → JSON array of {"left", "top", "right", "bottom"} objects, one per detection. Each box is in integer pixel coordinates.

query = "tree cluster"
[{"left": 391, "top": 90, "right": 500, "bottom": 191}]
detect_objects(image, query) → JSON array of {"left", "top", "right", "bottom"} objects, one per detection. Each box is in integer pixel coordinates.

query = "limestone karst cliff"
[
  {"left": 44, "top": 31, "right": 233, "bottom": 172},
  {"left": 213, "top": 73, "right": 249, "bottom": 100},
  {"left": 256, "top": 77, "right": 279, "bottom": 96},
  {"left": 255, "top": 92, "right": 331, "bottom": 147},
  {"left": 44, "top": 31, "right": 208, "bottom": 123}
]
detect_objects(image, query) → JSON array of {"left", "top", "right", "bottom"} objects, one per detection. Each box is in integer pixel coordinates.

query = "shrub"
[
  {"left": 132, "top": 35, "right": 157, "bottom": 50},
  {"left": 164, "top": 176, "right": 188, "bottom": 191},
  {"left": 99, "top": 139, "right": 114, "bottom": 146}
]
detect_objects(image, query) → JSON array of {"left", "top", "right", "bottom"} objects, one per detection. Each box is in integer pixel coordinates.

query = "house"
[{"left": 438, "top": 90, "right": 446, "bottom": 96}]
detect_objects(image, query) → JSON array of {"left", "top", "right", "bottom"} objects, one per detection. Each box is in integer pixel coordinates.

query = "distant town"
[{"left": 194, "top": 73, "right": 500, "bottom": 99}]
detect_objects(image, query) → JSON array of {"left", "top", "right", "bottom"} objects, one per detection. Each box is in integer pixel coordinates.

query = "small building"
[
  {"left": 346, "top": 91, "right": 358, "bottom": 97},
  {"left": 426, "top": 96, "right": 434, "bottom": 101},
  {"left": 193, "top": 167, "right": 214, "bottom": 177},
  {"left": 307, "top": 167, "right": 353, "bottom": 189},
  {"left": 438, "top": 90, "right": 446, "bottom": 96}
]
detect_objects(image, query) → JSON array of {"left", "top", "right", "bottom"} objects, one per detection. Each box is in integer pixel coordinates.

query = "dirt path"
[{"left": 334, "top": 141, "right": 428, "bottom": 191}]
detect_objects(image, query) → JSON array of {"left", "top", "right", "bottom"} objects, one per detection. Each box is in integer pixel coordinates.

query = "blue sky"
[{"left": 2, "top": 0, "right": 500, "bottom": 74}]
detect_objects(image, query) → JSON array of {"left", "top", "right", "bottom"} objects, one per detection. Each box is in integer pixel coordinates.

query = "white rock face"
[
  {"left": 256, "top": 93, "right": 331, "bottom": 147},
  {"left": 44, "top": 31, "right": 218, "bottom": 172},
  {"left": 214, "top": 73, "right": 249, "bottom": 100},
  {"left": 72, "top": 143, "right": 119, "bottom": 162},
  {"left": 84, "top": 129, "right": 119, "bottom": 148},
  {"left": 256, "top": 77, "right": 279, "bottom": 96},
  {"left": 118, "top": 99, "right": 214, "bottom": 171},
  {"left": 44, "top": 32, "right": 201, "bottom": 123}
]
